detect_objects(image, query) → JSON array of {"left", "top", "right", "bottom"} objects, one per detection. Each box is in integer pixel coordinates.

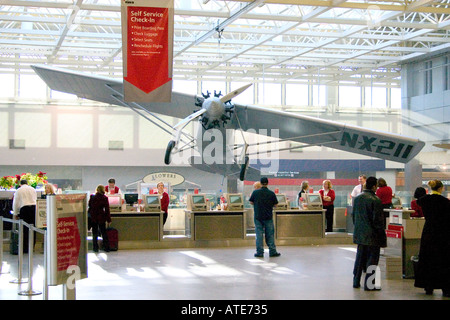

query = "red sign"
[
  {"left": 386, "top": 229, "right": 402, "bottom": 239},
  {"left": 56, "top": 216, "right": 81, "bottom": 272},
  {"left": 122, "top": 2, "right": 173, "bottom": 102}
]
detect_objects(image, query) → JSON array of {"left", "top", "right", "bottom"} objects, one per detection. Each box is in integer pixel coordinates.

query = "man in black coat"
[{"left": 352, "top": 176, "right": 387, "bottom": 290}]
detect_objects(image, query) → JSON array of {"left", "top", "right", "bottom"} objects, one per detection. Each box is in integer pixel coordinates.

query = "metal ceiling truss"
[{"left": 1, "top": 0, "right": 450, "bottom": 87}]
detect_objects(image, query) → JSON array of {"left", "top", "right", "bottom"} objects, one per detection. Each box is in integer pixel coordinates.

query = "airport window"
[
  {"left": 444, "top": 56, "right": 450, "bottom": 91},
  {"left": 365, "top": 86, "right": 387, "bottom": 108},
  {"left": 0, "top": 112, "right": 7, "bottom": 147},
  {"left": 231, "top": 82, "right": 254, "bottom": 105},
  {"left": 0, "top": 74, "right": 15, "bottom": 98},
  {"left": 390, "top": 88, "right": 401, "bottom": 109},
  {"left": 312, "top": 85, "right": 326, "bottom": 107},
  {"left": 57, "top": 113, "right": 93, "bottom": 148},
  {"left": 19, "top": 75, "right": 47, "bottom": 99},
  {"left": 259, "top": 83, "right": 281, "bottom": 105},
  {"left": 424, "top": 60, "right": 432, "bottom": 94},
  {"left": 286, "top": 83, "right": 308, "bottom": 106},
  {"left": 339, "top": 86, "right": 361, "bottom": 108},
  {"left": 173, "top": 79, "right": 197, "bottom": 95},
  {"left": 98, "top": 114, "right": 134, "bottom": 149},
  {"left": 13, "top": 112, "right": 51, "bottom": 148}
]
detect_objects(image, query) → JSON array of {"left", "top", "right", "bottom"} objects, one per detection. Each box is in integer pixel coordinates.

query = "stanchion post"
[
  {"left": 0, "top": 216, "right": 6, "bottom": 274},
  {"left": 18, "top": 224, "right": 42, "bottom": 296},
  {"left": 10, "top": 219, "right": 27, "bottom": 284},
  {"left": 43, "top": 230, "right": 48, "bottom": 300}
]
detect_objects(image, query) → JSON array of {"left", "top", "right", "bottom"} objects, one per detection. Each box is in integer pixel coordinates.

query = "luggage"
[{"left": 106, "top": 227, "right": 118, "bottom": 251}]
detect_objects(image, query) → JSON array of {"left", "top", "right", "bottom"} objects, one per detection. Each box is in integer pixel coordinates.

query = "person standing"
[
  {"left": 157, "top": 181, "right": 170, "bottom": 225},
  {"left": 352, "top": 176, "right": 387, "bottom": 290},
  {"left": 351, "top": 174, "right": 367, "bottom": 201},
  {"left": 376, "top": 177, "right": 393, "bottom": 229},
  {"left": 89, "top": 185, "right": 112, "bottom": 252},
  {"left": 105, "top": 178, "right": 122, "bottom": 195},
  {"left": 12, "top": 180, "right": 37, "bottom": 253},
  {"left": 249, "top": 177, "right": 280, "bottom": 258},
  {"left": 297, "top": 180, "right": 309, "bottom": 208},
  {"left": 414, "top": 180, "right": 450, "bottom": 297},
  {"left": 410, "top": 187, "right": 426, "bottom": 218},
  {"left": 319, "top": 180, "right": 335, "bottom": 232}
]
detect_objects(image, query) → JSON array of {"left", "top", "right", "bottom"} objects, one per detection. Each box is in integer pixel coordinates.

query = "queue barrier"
[{"left": 0, "top": 216, "right": 48, "bottom": 299}]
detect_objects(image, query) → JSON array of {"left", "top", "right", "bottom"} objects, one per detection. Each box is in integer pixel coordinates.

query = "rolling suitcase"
[{"left": 106, "top": 227, "right": 118, "bottom": 251}]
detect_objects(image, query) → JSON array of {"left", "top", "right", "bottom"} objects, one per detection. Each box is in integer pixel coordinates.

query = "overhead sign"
[
  {"left": 121, "top": 0, "right": 174, "bottom": 102},
  {"left": 46, "top": 194, "right": 88, "bottom": 286},
  {"left": 143, "top": 172, "right": 185, "bottom": 186}
]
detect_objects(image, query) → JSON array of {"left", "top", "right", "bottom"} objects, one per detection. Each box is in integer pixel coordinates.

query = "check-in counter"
[
  {"left": 274, "top": 209, "right": 325, "bottom": 239},
  {"left": 185, "top": 210, "right": 246, "bottom": 241},
  {"left": 384, "top": 209, "right": 425, "bottom": 278},
  {"left": 111, "top": 211, "right": 164, "bottom": 242}
]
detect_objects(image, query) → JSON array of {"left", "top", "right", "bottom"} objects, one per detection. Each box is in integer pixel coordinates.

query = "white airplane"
[{"left": 31, "top": 64, "right": 425, "bottom": 181}]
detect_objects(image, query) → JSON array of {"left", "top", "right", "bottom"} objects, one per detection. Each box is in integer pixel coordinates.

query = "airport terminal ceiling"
[{"left": 1, "top": 0, "right": 450, "bottom": 86}]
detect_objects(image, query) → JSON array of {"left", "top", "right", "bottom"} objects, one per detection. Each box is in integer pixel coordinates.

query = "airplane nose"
[{"left": 205, "top": 97, "right": 225, "bottom": 119}]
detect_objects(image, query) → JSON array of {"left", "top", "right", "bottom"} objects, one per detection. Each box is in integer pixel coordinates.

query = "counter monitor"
[
  {"left": 187, "top": 194, "right": 207, "bottom": 211},
  {"left": 225, "top": 193, "right": 243, "bottom": 211},
  {"left": 276, "top": 194, "right": 288, "bottom": 210},
  {"left": 107, "top": 194, "right": 122, "bottom": 212},
  {"left": 142, "top": 194, "right": 161, "bottom": 212},
  {"left": 392, "top": 196, "right": 402, "bottom": 208},
  {"left": 124, "top": 193, "right": 139, "bottom": 205},
  {"left": 305, "top": 193, "right": 323, "bottom": 210}
]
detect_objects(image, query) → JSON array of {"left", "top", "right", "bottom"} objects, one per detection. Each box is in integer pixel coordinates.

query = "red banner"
[
  {"left": 122, "top": 1, "right": 173, "bottom": 102},
  {"left": 56, "top": 216, "right": 81, "bottom": 271}
]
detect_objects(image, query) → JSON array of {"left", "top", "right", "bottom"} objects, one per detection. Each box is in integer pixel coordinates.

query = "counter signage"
[
  {"left": 46, "top": 194, "right": 88, "bottom": 286},
  {"left": 143, "top": 172, "right": 185, "bottom": 186},
  {"left": 121, "top": 0, "right": 174, "bottom": 102},
  {"left": 36, "top": 199, "right": 47, "bottom": 229}
]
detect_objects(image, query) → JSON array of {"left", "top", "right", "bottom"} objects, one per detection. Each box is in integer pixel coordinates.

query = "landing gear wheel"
[
  {"left": 239, "top": 156, "right": 249, "bottom": 181},
  {"left": 164, "top": 140, "right": 176, "bottom": 165}
]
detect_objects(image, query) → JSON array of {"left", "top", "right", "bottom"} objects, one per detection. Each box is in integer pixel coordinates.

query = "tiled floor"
[{"left": 1, "top": 244, "right": 448, "bottom": 300}]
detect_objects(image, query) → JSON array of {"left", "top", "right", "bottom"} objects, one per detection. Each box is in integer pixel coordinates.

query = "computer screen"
[
  {"left": 124, "top": 193, "right": 138, "bottom": 205},
  {"left": 146, "top": 195, "right": 160, "bottom": 205},
  {"left": 276, "top": 195, "right": 286, "bottom": 203},
  {"left": 308, "top": 194, "right": 322, "bottom": 204},
  {"left": 192, "top": 195, "right": 205, "bottom": 204},
  {"left": 107, "top": 195, "right": 121, "bottom": 206},
  {"left": 229, "top": 195, "right": 242, "bottom": 204}
]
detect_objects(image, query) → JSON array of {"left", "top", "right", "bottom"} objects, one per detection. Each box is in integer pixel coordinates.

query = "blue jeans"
[{"left": 254, "top": 219, "right": 277, "bottom": 255}]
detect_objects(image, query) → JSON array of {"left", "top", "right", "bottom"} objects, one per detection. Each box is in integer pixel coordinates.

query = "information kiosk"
[
  {"left": 305, "top": 193, "right": 323, "bottom": 210},
  {"left": 275, "top": 194, "right": 289, "bottom": 210},
  {"left": 142, "top": 194, "right": 161, "bottom": 212},
  {"left": 124, "top": 193, "right": 139, "bottom": 206},
  {"left": 187, "top": 194, "right": 207, "bottom": 211},
  {"left": 106, "top": 194, "right": 122, "bottom": 212},
  {"left": 225, "top": 193, "right": 244, "bottom": 211}
]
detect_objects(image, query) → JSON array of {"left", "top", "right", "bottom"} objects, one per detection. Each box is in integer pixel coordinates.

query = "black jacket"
[
  {"left": 352, "top": 189, "right": 387, "bottom": 247},
  {"left": 414, "top": 194, "right": 450, "bottom": 289}
]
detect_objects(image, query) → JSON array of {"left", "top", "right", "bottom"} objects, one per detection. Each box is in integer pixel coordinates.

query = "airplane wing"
[
  {"left": 32, "top": 64, "right": 424, "bottom": 164},
  {"left": 232, "top": 104, "right": 425, "bottom": 163},
  {"left": 31, "top": 64, "right": 196, "bottom": 119}
]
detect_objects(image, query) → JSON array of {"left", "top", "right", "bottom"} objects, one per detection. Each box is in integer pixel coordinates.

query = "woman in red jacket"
[
  {"left": 157, "top": 182, "right": 170, "bottom": 225},
  {"left": 319, "top": 180, "right": 335, "bottom": 232},
  {"left": 89, "top": 184, "right": 112, "bottom": 252}
]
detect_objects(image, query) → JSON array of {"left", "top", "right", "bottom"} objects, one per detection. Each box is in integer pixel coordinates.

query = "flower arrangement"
[{"left": 0, "top": 171, "right": 48, "bottom": 190}]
